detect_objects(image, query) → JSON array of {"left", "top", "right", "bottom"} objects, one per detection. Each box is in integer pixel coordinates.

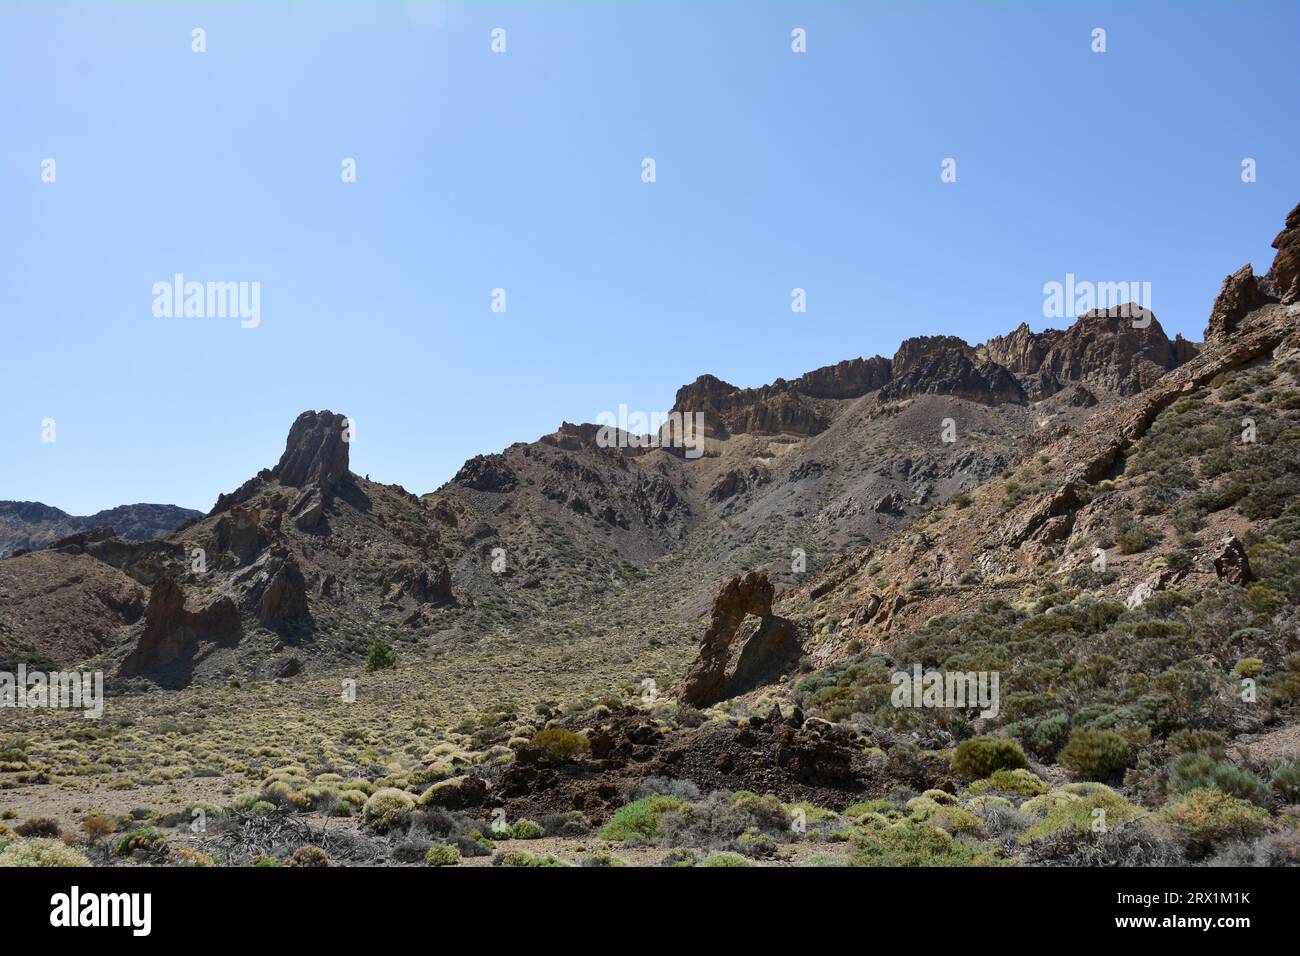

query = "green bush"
[
  {"left": 967, "top": 768, "right": 1049, "bottom": 797},
  {"left": 951, "top": 737, "right": 1027, "bottom": 779},
  {"left": 361, "top": 787, "right": 415, "bottom": 831},
  {"left": 1020, "top": 785, "right": 1142, "bottom": 842},
  {"left": 425, "top": 843, "right": 460, "bottom": 866},
  {"left": 495, "top": 850, "right": 567, "bottom": 867},
  {"left": 114, "top": 827, "right": 166, "bottom": 857},
  {"left": 849, "top": 820, "right": 1004, "bottom": 867},
  {"left": 1270, "top": 760, "right": 1300, "bottom": 804},
  {"left": 599, "top": 795, "right": 689, "bottom": 842},
  {"left": 1058, "top": 728, "right": 1131, "bottom": 781},
  {"left": 510, "top": 819, "right": 545, "bottom": 840},
  {"left": 700, "top": 852, "right": 756, "bottom": 867},
  {"left": 1158, "top": 788, "right": 1269, "bottom": 856},
  {"left": 363, "top": 639, "right": 397, "bottom": 673},
  {"left": 1167, "top": 753, "right": 1270, "bottom": 807},
  {"left": 528, "top": 727, "right": 590, "bottom": 761}
]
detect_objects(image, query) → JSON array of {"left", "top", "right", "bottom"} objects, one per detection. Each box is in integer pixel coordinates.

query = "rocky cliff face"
[
  {"left": 880, "top": 335, "right": 1026, "bottom": 404},
  {"left": 979, "top": 310, "right": 1196, "bottom": 399}
]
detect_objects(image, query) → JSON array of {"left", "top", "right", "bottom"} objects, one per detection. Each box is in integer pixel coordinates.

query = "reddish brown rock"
[
  {"left": 678, "top": 571, "right": 799, "bottom": 706},
  {"left": 1267, "top": 202, "right": 1300, "bottom": 303},
  {"left": 1205, "top": 264, "right": 1267, "bottom": 346}
]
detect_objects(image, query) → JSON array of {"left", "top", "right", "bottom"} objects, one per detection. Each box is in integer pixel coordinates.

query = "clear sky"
[{"left": 2, "top": 1, "right": 1297, "bottom": 515}]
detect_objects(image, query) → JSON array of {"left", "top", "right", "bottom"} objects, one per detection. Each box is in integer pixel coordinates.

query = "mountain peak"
[{"left": 271, "top": 410, "right": 351, "bottom": 488}]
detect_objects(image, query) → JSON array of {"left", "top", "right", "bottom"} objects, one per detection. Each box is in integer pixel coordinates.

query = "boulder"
[{"left": 1213, "top": 535, "right": 1254, "bottom": 586}]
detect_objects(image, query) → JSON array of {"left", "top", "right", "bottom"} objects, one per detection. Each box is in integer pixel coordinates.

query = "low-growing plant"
[
  {"left": 599, "top": 795, "right": 689, "bottom": 842},
  {"left": 952, "top": 737, "right": 1027, "bottom": 779},
  {"left": 1058, "top": 728, "right": 1132, "bottom": 781}
]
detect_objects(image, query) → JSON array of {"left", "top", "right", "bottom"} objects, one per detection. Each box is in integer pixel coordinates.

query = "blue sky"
[{"left": 2, "top": 1, "right": 1297, "bottom": 515}]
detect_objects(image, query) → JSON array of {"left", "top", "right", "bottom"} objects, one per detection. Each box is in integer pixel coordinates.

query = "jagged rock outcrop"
[
  {"left": 1267, "top": 202, "right": 1300, "bottom": 302},
  {"left": 707, "top": 464, "right": 771, "bottom": 502},
  {"left": 244, "top": 549, "right": 310, "bottom": 628},
  {"left": 1213, "top": 535, "right": 1254, "bottom": 586},
  {"left": 980, "top": 311, "right": 1195, "bottom": 399},
  {"left": 792, "top": 356, "right": 892, "bottom": 398},
  {"left": 119, "top": 576, "right": 241, "bottom": 677},
  {"left": 452, "top": 454, "right": 518, "bottom": 492},
  {"left": 678, "top": 571, "right": 799, "bottom": 706},
  {"left": 1206, "top": 265, "right": 1268, "bottom": 347},
  {"left": 272, "top": 410, "right": 351, "bottom": 488},
  {"left": 880, "top": 336, "right": 1025, "bottom": 404}
]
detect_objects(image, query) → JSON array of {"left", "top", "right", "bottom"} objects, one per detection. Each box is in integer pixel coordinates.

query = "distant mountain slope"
[{"left": 0, "top": 501, "right": 201, "bottom": 558}]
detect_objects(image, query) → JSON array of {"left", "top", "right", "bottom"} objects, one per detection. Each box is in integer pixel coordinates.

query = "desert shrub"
[
  {"left": 1117, "top": 523, "right": 1159, "bottom": 554},
  {"left": 1157, "top": 788, "right": 1270, "bottom": 858},
  {"left": 363, "top": 639, "right": 397, "bottom": 673},
  {"left": 630, "top": 777, "right": 701, "bottom": 802},
  {"left": 1167, "top": 753, "right": 1270, "bottom": 807},
  {"left": 1269, "top": 760, "right": 1300, "bottom": 804},
  {"left": 1020, "top": 785, "right": 1142, "bottom": 842},
  {"left": 951, "top": 737, "right": 1027, "bottom": 779},
  {"left": 509, "top": 819, "right": 545, "bottom": 840},
  {"left": 1023, "top": 817, "right": 1185, "bottom": 866},
  {"left": 849, "top": 820, "right": 1003, "bottom": 867},
  {"left": 699, "top": 852, "right": 755, "bottom": 867},
  {"left": 424, "top": 843, "right": 460, "bottom": 866},
  {"left": 14, "top": 817, "right": 61, "bottom": 838},
  {"left": 1167, "top": 729, "right": 1226, "bottom": 758},
  {"left": 494, "top": 850, "right": 567, "bottom": 867},
  {"left": 1234, "top": 658, "right": 1264, "bottom": 678},
  {"left": 599, "top": 795, "right": 689, "bottom": 842},
  {"left": 1058, "top": 728, "right": 1132, "bottom": 781},
  {"left": 81, "top": 814, "right": 115, "bottom": 842},
  {"left": 174, "top": 846, "right": 217, "bottom": 867},
  {"left": 966, "top": 768, "right": 1049, "bottom": 797},
  {"left": 285, "top": 845, "right": 331, "bottom": 867},
  {"left": 527, "top": 728, "right": 590, "bottom": 761},
  {"left": 114, "top": 827, "right": 165, "bottom": 857},
  {"left": 362, "top": 788, "right": 415, "bottom": 832},
  {"left": 0, "top": 839, "right": 91, "bottom": 867},
  {"left": 1020, "top": 711, "right": 1071, "bottom": 761},
  {"left": 580, "top": 848, "right": 627, "bottom": 867},
  {"left": 973, "top": 803, "right": 1032, "bottom": 838}
]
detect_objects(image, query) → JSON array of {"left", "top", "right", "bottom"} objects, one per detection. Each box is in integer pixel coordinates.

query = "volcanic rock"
[
  {"left": 1267, "top": 201, "right": 1300, "bottom": 302},
  {"left": 119, "top": 576, "right": 241, "bottom": 677},
  {"left": 272, "top": 410, "right": 351, "bottom": 489},
  {"left": 1213, "top": 535, "right": 1254, "bottom": 586},
  {"left": 679, "top": 571, "right": 799, "bottom": 707}
]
